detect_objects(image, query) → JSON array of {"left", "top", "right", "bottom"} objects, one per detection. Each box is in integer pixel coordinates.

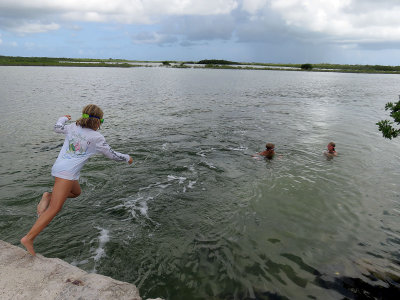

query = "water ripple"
[{"left": 2, "top": 67, "right": 400, "bottom": 299}]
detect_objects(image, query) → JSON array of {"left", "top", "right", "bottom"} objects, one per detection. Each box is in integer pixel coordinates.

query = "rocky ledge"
[{"left": 0, "top": 240, "right": 162, "bottom": 300}]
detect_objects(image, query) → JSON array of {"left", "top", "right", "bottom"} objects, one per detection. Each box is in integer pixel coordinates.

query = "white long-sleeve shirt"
[{"left": 51, "top": 116, "right": 130, "bottom": 180}]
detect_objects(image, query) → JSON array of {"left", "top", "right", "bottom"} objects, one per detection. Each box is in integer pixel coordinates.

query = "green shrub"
[
  {"left": 377, "top": 98, "right": 400, "bottom": 139},
  {"left": 301, "top": 63, "right": 313, "bottom": 70},
  {"left": 198, "top": 59, "right": 239, "bottom": 65}
]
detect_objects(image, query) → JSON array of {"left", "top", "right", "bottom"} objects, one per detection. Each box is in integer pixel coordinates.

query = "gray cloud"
[
  {"left": 1, "top": 0, "right": 399, "bottom": 64},
  {"left": 130, "top": 14, "right": 237, "bottom": 48},
  {"left": 0, "top": 17, "right": 59, "bottom": 34},
  {"left": 0, "top": 0, "right": 239, "bottom": 29},
  {"left": 0, "top": 3, "right": 61, "bottom": 33},
  {"left": 232, "top": 8, "right": 290, "bottom": 43},
  {"left": 1, "top": 0, "right": 400, "bottom": 47},
  {"left": 132, "top": 31, "right": 178, "bottom": 45},
  {"left": 357, "top": 41, "right": 400, "bottom": 51},
  {"left": 162, "top": 15, "right": 235, "bottom": 41}
]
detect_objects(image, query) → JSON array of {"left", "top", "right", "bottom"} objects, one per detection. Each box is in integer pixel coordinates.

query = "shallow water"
[{"left": 1, "top": 66, "right": 400, "bottom": 299}]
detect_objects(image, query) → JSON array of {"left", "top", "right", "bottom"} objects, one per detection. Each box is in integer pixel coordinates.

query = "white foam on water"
[
  {"left": 119, "top": 195, "right": 152, "bottom": 218},
  {"left": 196, "top": 150, "right": 206, "bottom": 157},
  {"left": 92, "top": 227, "right": 110, "bottom": 264},
  {"left": 202, "top": 161, "right": 216, "bottom": 169},
  {"left": 162, "top": 143, "right": 168, "bottom": 150},
  {"left": 188, "top": 180, "right": 197, "bottom": 189},
  {"left": 168, "top": 175, "right": 187, "bottom": 184},
  {"left": 183, "top": 180, "right": 197, "bottom": 193},
  {"left": 139, "top": 181, "right": 171, "bottom": 191},
  {"left": 138, "top": 200, "right": 148, "bottom": 216},
  {"left": 168, "top": 166, "right": 199, "bottom": 193},
  {"left": 228, "top": 145, "right": 248, "bottom": 151},
  {"left": 158, "top": 184, "right": 171, "bottom": 189},
  {"left": 107, "top": 183, "right": 163, "bottom": 222},
  {"left": 196, "top": 148, "right": 217, "bottom": 157}
]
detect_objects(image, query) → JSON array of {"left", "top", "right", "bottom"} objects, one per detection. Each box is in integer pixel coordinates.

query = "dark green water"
[{"left": 1, "top": 66, "right": 400, "bottom": 299}]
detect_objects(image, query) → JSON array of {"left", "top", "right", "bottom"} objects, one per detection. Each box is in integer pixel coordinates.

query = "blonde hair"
[{"left": 76, "top": 104, "right": 103, "bottom": 130}]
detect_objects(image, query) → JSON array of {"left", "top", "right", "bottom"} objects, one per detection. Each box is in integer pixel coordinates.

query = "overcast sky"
[{"left": 0, "top": 0, "right": 399, "bottom": 65}]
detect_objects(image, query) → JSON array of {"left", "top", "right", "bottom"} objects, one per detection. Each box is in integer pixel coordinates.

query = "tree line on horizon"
[{"left": 1, "top": 55, "right": 400, "bottom": 73}]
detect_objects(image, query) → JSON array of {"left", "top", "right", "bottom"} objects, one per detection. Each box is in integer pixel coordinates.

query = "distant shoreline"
[{"left": 1, "top": 55, "right": 399, "bottom": 74}]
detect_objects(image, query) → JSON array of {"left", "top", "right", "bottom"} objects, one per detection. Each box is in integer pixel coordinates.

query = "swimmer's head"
[
  {"left": 327, "top": 142, "right": 335, "bottom": 151},
  {"left": 76, "top": 104, "right": 104, "bottom": 130},
  {"left": 265, "top": 143, "right": 275, "bottom": 159},
  {"left": 265, "top": 143, "right": 275, "bottom": 151}
]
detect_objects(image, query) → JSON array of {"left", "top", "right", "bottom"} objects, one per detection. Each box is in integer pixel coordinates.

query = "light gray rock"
[{"left": 0, "top": 240, "right": 161, "bottom": 300}]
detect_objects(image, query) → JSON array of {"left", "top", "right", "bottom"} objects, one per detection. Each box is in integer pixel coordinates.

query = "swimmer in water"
[
  {"left": 253, "top": 143, "right": 275, "bottom": 159},
  {"left": 324, "top": 142, "right": 337, "bottom": 158}
]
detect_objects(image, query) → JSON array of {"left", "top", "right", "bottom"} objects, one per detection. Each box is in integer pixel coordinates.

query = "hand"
[
  {"left": 64, "top": 115, "right": 71, "bottom": 120},
  {"left": 128, "top": 156, "right": 133, "bottom": 164}
]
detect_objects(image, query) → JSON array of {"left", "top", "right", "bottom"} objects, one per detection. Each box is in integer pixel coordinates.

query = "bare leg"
[
  {"left": 37, "top": 192, "right": 51, "bottom": 217},
  {"left": 37, "top": 180, "right": 81, "bottom": 217},
  {"left": 21, "top": 178, "right": 76, "bottom": 256},
  {"left": 69, "top": 180, "right": 81, "bottom": 198}
]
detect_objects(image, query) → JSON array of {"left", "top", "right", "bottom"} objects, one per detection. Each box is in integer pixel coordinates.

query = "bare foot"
[
  {"left": 37, "top": 192, "right": 51, "bottom": 217},
  {"left": 21, "top": 236, "right": 36, "bottom": 256}
]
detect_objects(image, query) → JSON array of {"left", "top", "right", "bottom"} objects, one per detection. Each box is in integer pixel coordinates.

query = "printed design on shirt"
[
  {"left": 103, "top": 142, "right": 127, "bottom": 161},
  {"left": 54, "top": 123, "right": 66, "bottom": 131},
  {"left": 63, "top": 133, "right": 89, "bottom": 159}
]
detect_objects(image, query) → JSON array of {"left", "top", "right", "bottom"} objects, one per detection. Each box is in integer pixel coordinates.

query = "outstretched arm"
[
  {"left": 96, "top": 136, "right": 132, "bottom": 164},
  {"left": 254, "top": 151, "right": 267, "bottom": 156},
  {"left": 54, "top": 115, "right": 71, "bottom": 134}
]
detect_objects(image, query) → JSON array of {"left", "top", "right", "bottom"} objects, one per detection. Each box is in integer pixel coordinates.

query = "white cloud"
[
  {"left": 0, "top": 0, "right": 399, "bottom": 52},
  {"left": 268, "top": 0, "right": 400, "bottom": 43},
  {"left": 12, "top": 22, "right": 60, "bottom": 34},
  {"left": 132, "top": 31, "right": 178, "bottom": 45},
  {"left": 241, "top": 0, "right": 268, "bottom": 14},
  {"left": 0, "top": 0, "right": 238, "bottom": 25},
  {"left": 142, "top": 0, "right": 238, "bottom": 15}
]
